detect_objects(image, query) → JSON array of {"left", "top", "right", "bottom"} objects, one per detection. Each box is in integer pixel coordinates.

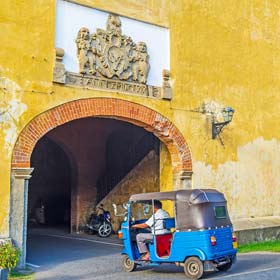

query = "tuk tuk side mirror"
[
  {"left": 123, "top": 202, "right": 128, "bottom": 210},
  {"left": 112, "top": 203, "right": 128, "bottom": 217}
]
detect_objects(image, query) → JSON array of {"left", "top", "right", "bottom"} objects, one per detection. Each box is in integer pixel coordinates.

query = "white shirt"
[{"left": 145, "top": 208, "right": 170, "bottom": 235}]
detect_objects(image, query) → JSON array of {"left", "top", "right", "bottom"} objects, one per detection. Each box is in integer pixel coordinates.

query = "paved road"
[{"left": 27, "top": 229, "right": 280, "bottom": 280}]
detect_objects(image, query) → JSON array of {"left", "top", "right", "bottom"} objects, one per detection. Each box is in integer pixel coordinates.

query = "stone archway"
[
  {"left": 12, "top": 98, "right": 192, "bottom": 180},
  {"left": 10, "top": 98, "right": 192, "bottom": 267}
]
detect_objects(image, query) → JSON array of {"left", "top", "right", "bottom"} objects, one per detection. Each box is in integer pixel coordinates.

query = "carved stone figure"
[
  {"left": 132, "top": 42, "right": 150, "bottom": 84},
  {"left": 106, "top": 14, "right": 122, "bottom": 33},
  {"left": 75, "top": 14, "right": 150, "bottom": 84},
  {"left": 76, "top": 27, "right": 95, "bottom": 74}
]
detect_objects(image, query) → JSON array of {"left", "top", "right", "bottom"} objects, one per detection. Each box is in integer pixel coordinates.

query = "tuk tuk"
[{"left": 114, "top": 189, "right": 237, "bottom": 279}]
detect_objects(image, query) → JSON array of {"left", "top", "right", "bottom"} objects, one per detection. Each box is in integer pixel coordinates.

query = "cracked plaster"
[
  {"left": 0, "top": 76, "right": 27, "bottom": 157},
  {"left": 193, "top": 137, "right": 280, "bottom": 219}
]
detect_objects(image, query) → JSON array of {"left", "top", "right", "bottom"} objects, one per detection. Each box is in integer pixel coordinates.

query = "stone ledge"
[
  {"left": 233, "top": 216, "right": 280, "bottom": 231},
  {"left": 232, "top": 216, "right": 280, "bottom": 245}
]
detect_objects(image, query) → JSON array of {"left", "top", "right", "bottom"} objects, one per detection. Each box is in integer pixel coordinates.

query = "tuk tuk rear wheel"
[
  {"left": 183, "top": 257, "right": 203, "bottom": 280},
  {"left": 122, "top": 254, "right": 137, "bottom": 272}
]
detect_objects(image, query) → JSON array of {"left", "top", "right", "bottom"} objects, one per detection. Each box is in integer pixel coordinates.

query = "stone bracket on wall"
[{"left": 173, "top": 170, "right": 193, "bottom": 190}]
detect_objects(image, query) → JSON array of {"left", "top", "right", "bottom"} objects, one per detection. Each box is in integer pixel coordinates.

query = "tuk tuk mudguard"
[{"left": 120, "top": 221, "right": 136, "bottom": 260}]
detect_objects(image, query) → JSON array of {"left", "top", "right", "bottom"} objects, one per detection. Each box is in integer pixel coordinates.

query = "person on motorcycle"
[{"left": 131, "top": 200, "right": 170, "bottom": 261}]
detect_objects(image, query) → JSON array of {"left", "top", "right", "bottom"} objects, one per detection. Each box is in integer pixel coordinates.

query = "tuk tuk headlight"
[{"left": 118, "top": 230, "right": 123, "bottom": 239}]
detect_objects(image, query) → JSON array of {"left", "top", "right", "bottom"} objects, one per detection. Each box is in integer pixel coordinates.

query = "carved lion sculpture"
[
  {"left": 132, "top": 42, "right": 150, "bottom": 84},
  {"left": 76, "top": 27, "right": 95, "bottom": 74}
]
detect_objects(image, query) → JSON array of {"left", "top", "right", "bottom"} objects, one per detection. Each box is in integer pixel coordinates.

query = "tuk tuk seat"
[
  {"left": 156, "top": 233, "right": 172, "bottom": 257},
  {"left": 163, "top": 217, "right": 175, "bottom": 230}
]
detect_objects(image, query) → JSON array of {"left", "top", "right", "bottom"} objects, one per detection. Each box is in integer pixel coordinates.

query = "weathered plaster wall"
[
  {"left": 0, "top": 76, "right": 27, "bottom": 237},
  {"left": 0, "top": 0, "right": 171, "bottom": 236},
  {"left": 1, "top": 0, "right": 280, "bottom": 236},
  {"left": 193, "top": 137, "right": 280, "bottom": 219},
  {"left": 160, "top": 143, "right": 173, "bottom": 192},
  {"left": 168, "top": 0, "right": 280, "bottom": 221}
]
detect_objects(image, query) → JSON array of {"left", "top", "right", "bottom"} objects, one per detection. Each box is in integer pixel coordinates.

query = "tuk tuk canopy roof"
[
  {"left": 129, "top": 189, "right": 232, "bottom": 231},
  {"left": 129, "top": 189, "right": 226, "bottom": 204}
]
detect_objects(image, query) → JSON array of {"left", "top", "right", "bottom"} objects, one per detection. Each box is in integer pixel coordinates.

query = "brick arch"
[{"left": 12, "top": 98, "right": 192, "bottom": 176}]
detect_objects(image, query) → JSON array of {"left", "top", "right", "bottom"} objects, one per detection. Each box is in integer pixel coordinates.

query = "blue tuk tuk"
[{"left": 114, "top": 189, "right": 237, "bottom": 279}]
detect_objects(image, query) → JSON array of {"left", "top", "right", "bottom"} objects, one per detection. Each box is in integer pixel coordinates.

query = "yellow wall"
[
  {"left": 168, "top": 0, "right": 280, "bottom": 219},
  {"left": 1, "top": 0, "right": 280, "bottom": 236}
]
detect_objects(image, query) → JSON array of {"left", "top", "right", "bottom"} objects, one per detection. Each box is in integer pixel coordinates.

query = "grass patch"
[
  {"left": 8, "top": 269, "right": 35, "bottom": 280},
  {"left": 238, "top": 240, "right": 280, "bottom": 253}
]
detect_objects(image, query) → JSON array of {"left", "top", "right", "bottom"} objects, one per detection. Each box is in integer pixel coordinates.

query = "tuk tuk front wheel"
[
  {"left": 183, "top": 257, "right": 203, "bottom": 280},
  {"left": 122, "top": 254, "right": 137, "bottom": 272}
]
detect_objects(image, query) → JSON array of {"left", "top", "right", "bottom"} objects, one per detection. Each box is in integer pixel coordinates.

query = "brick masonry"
[{"left": 12, "top": 98, "right": 192, "bottom": 175}]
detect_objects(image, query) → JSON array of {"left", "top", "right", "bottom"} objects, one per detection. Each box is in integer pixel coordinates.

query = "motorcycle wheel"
[{"left": 98, "top": 222, "right": 112, "bottom": 237}]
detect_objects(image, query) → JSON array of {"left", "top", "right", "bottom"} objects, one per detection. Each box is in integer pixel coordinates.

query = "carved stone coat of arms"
[{"left": 76, "top": 14, "right": 150, "bottom": 84}]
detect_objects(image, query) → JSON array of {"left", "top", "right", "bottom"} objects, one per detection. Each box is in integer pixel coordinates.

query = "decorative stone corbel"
[
  {"left": 173, "top": 170, "right": 193, "bottom": 190},
  {"left": 161, "top": 69, "right": 172, "bottom": 100},
  {"left": 53, "top": 47, "right": 66, "bottom": 84}
]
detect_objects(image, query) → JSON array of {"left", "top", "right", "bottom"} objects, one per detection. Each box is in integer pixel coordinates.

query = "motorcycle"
[{"left": 86, "top": 208, "right": 113, "bottom": 238}]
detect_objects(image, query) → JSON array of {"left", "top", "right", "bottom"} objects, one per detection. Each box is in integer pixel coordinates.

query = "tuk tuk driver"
[{"left": 131, "top": 200, "right": 170, "bottom": 261}]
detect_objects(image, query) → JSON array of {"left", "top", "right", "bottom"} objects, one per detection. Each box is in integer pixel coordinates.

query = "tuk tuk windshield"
[
  {"left": 130, "top": 201, "right": 153, "bottom": 221},
  {"left": 130, "top": 200, "right": 175, "bottom": 231}
]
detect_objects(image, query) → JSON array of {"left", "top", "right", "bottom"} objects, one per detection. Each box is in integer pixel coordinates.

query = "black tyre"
[
  {"left": 98, "top": 222, "right": 112, "bottom": 237},
  {"left": 217, "top": 260, "right": 232, "bottom": 271},
  {"left": 183, "top": 257, "right": 204, "bottom": 280},
  {"left": 122, "top": 254, "right": 137, "bottom": 272}
]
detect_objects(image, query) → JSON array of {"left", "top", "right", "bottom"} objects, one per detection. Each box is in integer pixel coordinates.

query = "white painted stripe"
[
  {"left": 40, "top": 233, "right": 123, "bottom": 247},
  {"left": 207, "top": 265, "right": 280, "bottom": 279},
  {"left": 26, "top": 262, "right": 40, "bottom": 268}
]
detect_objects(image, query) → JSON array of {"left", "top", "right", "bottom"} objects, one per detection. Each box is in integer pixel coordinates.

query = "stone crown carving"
[{"left": 76, "top": 14, "right": 150, "bottom": 84}]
